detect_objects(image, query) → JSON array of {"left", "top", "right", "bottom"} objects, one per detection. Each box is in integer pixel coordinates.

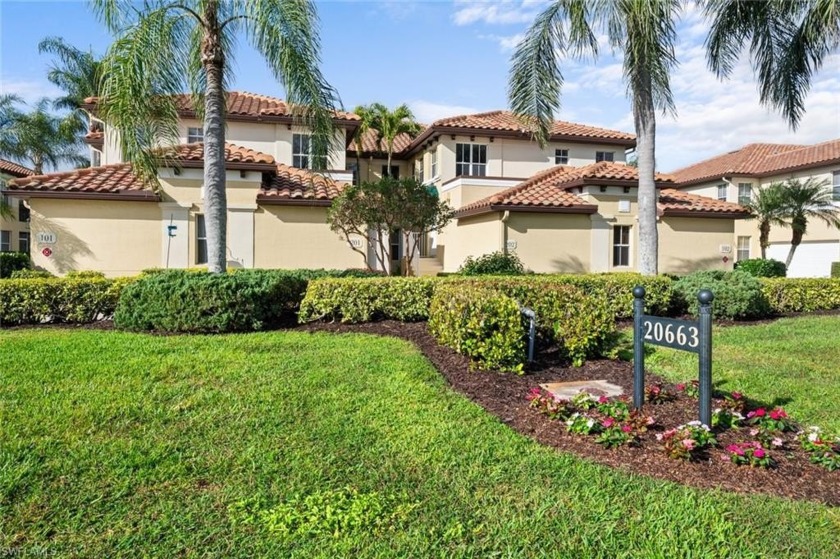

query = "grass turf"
[
  {"left": 645, "top": 315, "right": 840, "bottom": 433},
  {"left": 1, "top": 328, "right": 838, "bottom": 558}
]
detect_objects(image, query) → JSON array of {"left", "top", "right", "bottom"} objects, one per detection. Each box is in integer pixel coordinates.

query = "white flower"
[
  {"left": 687, "top": 420, "right": 702, "bottom": 427},
  {"left": 732, "top": 412, "right": 745, "bottom": 421},
  {"left": 713, "top": 408, "right": 722, "bottom": 414},
  {"left": 808, "top": 432, "right": 820, "bottom": 442},
  {"left": 586, "top": 418, "right": 595, "bottom": 428}
]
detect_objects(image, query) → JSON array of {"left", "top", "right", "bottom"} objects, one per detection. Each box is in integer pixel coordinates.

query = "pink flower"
[
  {"left": 769, "top": 408, "right": 787, "bottom": 420},
  {"left": 676, "top": 383, "right": 686, "bottom": 391},
  {"left": 749, "top": 428, "right": 759, "bottom": 437},
  {"left": 681, "top": 439, "right": 696, "bottom": 451},
  {"left": 621, "top": 425, "right": 633, "bottom": 433},
  {"left": 663, "top": 428, "right": 677, "bottom": 439},
  {"left": 726, "top": 444, "right": 745, "bottom": 456},
  {"left": 731, "top": 391, "right": 743, "bottom": 400},
  {"left": 602, "top": 417, "right": 616, "bottom": 429},
  {"left": 598, "top": 395, "right": 609, "bottom": 404},
  {"left": 753, "top": 448, "right": 766, "bottom": 459},
  {"left": 527, "top": 388, "right": 542, "bottom": 401},
  {"left": 646, "top": 416, "right": 656, "bottom": 426},
  {"left": 749, "top": 408, "right": 766, "bottom": 418},
  {"left": 649, "top": 385, "right": 661, "bottom": 395},
  {"left": 771, "top": 438, "right": 784, "bottom": 448}
]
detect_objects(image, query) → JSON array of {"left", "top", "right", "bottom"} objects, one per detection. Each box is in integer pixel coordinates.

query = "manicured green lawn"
[
  {"left": 1, "top": 329, "right": 837, "bottom": 557},
  {"left": 646, "top": 315, "right": 840, "bottom": 433}
]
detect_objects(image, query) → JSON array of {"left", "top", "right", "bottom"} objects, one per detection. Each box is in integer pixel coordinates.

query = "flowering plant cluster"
[
  {"left": 712, "top": 407, "right": 744, "bottom": 429},
  {"left": 723, "top": 391, "right": 746, "bottom": 413},
  {"left": 565, "top": 413, "right": 600, "bottom": 435},
  {"left": 675, "top": 380, "right": 699, "bottom": 398},
  {"left": 747, "top": 407, "right": 795, "bottom": 432},
  {"left": 595, "top": 395, "right": 630, "bottom": 420},
  {"left": 527, "top": 388, "right": 575, "bottom": 421},
  {"left": 724, "top": 441, "right": 773, "bottom": 468},
  {"left": 595, "top": 418, "right": 635, "bottom": 448},
  {"left": 657, "top": 422, "right": 717, "bottom": 460},
  {"left": 645, "top": 383, "right": 675, "bottom": 404},
  {"left": 800, "top": 427, "right": 840, "bottom": 471},
  {"left": 570, "top": 391, "right": 596, "bottom": 410}
]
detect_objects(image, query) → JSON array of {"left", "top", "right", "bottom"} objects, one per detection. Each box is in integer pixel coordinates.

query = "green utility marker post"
[{"left": 633, "top": 287, "right": 714, "bottom": 426}]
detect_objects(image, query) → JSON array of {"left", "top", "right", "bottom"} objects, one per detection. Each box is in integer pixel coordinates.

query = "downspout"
[{"left": 501, "top": 210, "right": 510, "bottom": 253}]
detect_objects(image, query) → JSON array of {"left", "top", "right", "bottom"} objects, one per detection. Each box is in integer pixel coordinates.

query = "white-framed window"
[
  {"left": 292, "top": 133, "right": 311, "bottom": 169},
  {"left": 187, "top": 127, "right": 203, "bottom": 144},
  {"left": 738, "top": 183, "right": 752, "bottom": 205},
  {"left": 381, "top": 165, "right": 400, "bottom": 179},
  {"left": 18, "top": 200, "right": 29, "bottom": 222},
  {"left": 737, "top": 236, "right": 751, "bottom": 261},
  {"left": 429, "top": 149, "right": 438, "bottom": 179},
  {"left": 596, "top": 151, "right": 614, "bottom": 163},
  {"left": 91, "top": 149, "right": 101, "bottom": 167},
  {"left": 455, "top": 143, "right": 487, "bottom": 177},
  {"left": 195, "top": 214, "right": 207, "bottom": 265},
  {"left": 18, "top": 231, "right": 29, "bottom": 254},
  {"left": 555, "top": 149, "right": 569, "bottom": 165},
  {"left": 613, "top": 225, "right": 630, "bottom": 267},
  {"left": 389, "top": 229, "right": 401, "bottom": 261},
  {"left": 717, "top": 183, "right": 727, "bottom": 201},
  {"left": 0, "top": 231, "right": 10, "bottom": 252},
  {"left": 833, "top": 171, "right": 840, "bottom": 201},
  {"left": 414, "top": 160, "right": 423, "bottom": 181}
]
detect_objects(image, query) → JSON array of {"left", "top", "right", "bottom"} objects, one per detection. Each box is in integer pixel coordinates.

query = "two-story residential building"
[
  {"left": 670, "top": 139, "right": 840, "bottom": 277},
  {"left": 7, "top": 90, "right": 751, "bottom": 276},
  {"left": 1, "top": 159, "right": 35, "bottom": 254}
]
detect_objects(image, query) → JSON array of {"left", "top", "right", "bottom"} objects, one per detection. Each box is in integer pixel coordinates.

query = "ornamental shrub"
[
  {"left": 832, "top": 262, "right": 840, "bottom": 278},
  {"left": 0, "top": 277, "right": 131, "bottom": 325},
  {"left": 299, "top": 277, "right": 436, "bottom": 323},
  {"left": 66, "top": 270, "right": 107, "bottom": 279},
  {"left": 9, "top": 269, "right": 53, "bottom": 279},
  {"left": 114, "top": 269, "right": 314, "bottom": 333},
  {"left": 0, "top": 252, "right": 30, "bottom": 278},
  {"left": 734, "top": 258, "right": 787, "bottom": 278},
  {"left": 458, "top": 251, "right": 526, "bottom": 276},
  {"left": 673, "top": 270, "right": 770, "bottom": 319},
  {"left": 428, "top": 284, "right": 525, "bottom": 372},
  {"left": 541, "top": 272, "right": 674, "bottom": 318},
  {"left": 760, "top": 278, "right": 840, "bottom": 313}
]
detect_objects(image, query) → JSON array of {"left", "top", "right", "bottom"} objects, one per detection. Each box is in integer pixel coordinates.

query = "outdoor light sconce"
[
  {"left": 600, "top": 185, "right": 608, "bottom": 192},
  {"left": 623, "top": 186, "right": 631, "bottom": 193},
  {"left": 167, "top": 224, "right": 177, "bottom": 237},
  {"left": 173, "top": 167, "right": 181, "bottom": 176},
  {"left": 240, "top": 170, "right": 247, "bottom": 178}
]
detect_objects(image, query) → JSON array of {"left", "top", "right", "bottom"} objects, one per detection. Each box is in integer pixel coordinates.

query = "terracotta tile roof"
[
  {"left": 258, "top": 163, "right": 348, "bottom": 205},
  {"left": 6, "top": 164, "right": 157, "bottom": 201},
  {"left": 430, "top": 110, "right": 635, "bottom": 142},
  {"left": 668, "top": 143, "right": 808, "bottom": 186},
  {"left": 158, "top": 142, "right": 276, "bottom": 168},
  {"left": 457, "top": 163, "right": 745, "bottom": 219},
  {"left": 347, "top": 128, "right": 422, "bottom": 156},
  {"left": 658, "top": 189, "right": 750, "bottom": 217},
  {"left": 83, "top": 91, "right": 360, "bottom": 122},
  {"left": 0, "top": 159, "right": 35, "bottom": 178},
  {"left": 756, "top": 138, "right": 840, "bottom": 175}
]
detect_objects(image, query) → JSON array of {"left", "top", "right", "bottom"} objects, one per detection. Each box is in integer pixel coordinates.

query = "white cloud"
[
  {"left": 407, "top": 100, "right": 483, "bottom": 124},
  {"left": 478, "top": 32, "right": 526, "bottom": 52},
  {"left": 0, "top": 78, "right": 61, "bottom": 105},
  {"left": 452, "top": 0, "right": 548, "bottom": 26}
]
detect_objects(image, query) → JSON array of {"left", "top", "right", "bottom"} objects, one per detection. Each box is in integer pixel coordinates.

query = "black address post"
[
  {"left": 632, "top": 286, "right": 646, "bottom": 411},
  {"left": 697, "top": 290, "right": 714, "bottom": 426}
]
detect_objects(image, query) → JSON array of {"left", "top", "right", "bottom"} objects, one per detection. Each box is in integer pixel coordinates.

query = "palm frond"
[{"left": 508, "top": 0, "right": 597, "bottom": 146}]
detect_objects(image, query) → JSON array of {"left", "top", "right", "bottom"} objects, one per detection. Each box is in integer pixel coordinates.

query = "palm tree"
[
  {"left": 351, "top": 104, "right": 377, "bottom": 184},
  {"left": 743, "top": 182, "right": 788, "bottom": 259},
  {"left": 369, "top": 103, "right": 422, "bottom": 171},
  {"left": 704, "top": 0, "right": 840, "bottom": 128},
  {"left": 38, "top": 37, "right": 105, "bottom": 135},
  {"left": 777, "top": 178, "right": 840, "bottom": 268},
  {"left": 91, "top": 0, "right": 342, "bottom": 273},
  {"left": 0, "top": 97, "right": 86, "bottom": 174},
  {"left": 508, "top": 0, "right": 680, "bottom": 276}
]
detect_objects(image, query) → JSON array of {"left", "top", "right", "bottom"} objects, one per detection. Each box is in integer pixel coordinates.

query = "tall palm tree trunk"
[
  {"left": 759, "top": 221, "right": 771, "bottom": 259},
  {"left": 201, "top": 1, "right": 227, "bottom": 273},
  {"left": 634, "top": 77, "right": 658, "bottom": 276},
  {"left": 785, "top": 220, "right": 805, "bottom": 268}
]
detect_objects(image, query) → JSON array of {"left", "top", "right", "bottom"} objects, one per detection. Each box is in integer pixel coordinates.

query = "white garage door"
[{"left": 767, "top": 241, "right": 840, "bottom": 277}]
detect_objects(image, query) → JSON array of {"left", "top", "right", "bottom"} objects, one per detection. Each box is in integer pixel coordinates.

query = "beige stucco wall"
[
  {"left": 28, "top": 198, "right": 161, "bottom": 276},
  {"left": 354, "top": 155, "right": 412, "bottom": 184},
  {"left": 254, "top": 205, "right": 363, "bottom": 269},
  {"left": 506, "top": 213, "right": 592, "bottom": 273},
  {"left": 659, "top": 217, "right": 736, "bottom": 274},
  {"left": 443, "top": 212, "right": 502, "bottom": 272}
]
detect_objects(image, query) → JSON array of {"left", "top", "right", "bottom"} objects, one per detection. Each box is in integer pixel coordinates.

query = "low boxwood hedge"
[
  {"left": 760, "top": 278, "right": 840, "bottom": 313},
  {"left": 299, "top": 277, "right": 436, "bottom": 323},
  {"left": 0, "top": 277, "right": 132, "bottom": 325}
]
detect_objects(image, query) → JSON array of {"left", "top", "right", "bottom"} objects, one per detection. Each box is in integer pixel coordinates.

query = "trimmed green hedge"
[
  {"left": 429, "top": 284, "right": 525, "bottom": 372},
  {"left": 735, "top": 258, "right": 787, "bottom": 278},
  {"left": 0, "top": 252, "right": 30, "bottom": 278},
  {"left": 673, "top": 270, "right": 770, "bottom": 320},
  {"left": 760, "top": 278, "right": 840, "bottom": 313},
  {"left": 831, "top": 263, "right": 840, "bottom": 278},
  {"left": 458, "top": 251, "right": 527, "bottom": 276},
  {"left": 114, "top": 269, "right": 314, "bottom": 333},
  {"left": 542, "top": 273, "right": 673, "bottom": 318},
  {"left": 299, "top": 277, "right": 436, "bottom": 323},
  {"left": 0, "top": 277, "right": 132, "bottom": 325}
]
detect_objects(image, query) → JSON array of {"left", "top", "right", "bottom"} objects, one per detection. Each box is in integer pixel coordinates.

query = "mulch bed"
[{"left": 301, "top": 320, "right": 840, "bottom": 506}]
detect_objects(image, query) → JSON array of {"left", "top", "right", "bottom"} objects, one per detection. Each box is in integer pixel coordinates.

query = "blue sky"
[{"left": 1, "top": 0, "right": 838, "bottom": 171}]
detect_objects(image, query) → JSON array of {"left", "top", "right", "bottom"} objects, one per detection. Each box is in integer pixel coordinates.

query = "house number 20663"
[{"left": 642, "top": 318, "right": 700, "bottom": 351}]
